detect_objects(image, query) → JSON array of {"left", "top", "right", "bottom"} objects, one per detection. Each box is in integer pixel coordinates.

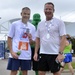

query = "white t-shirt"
[
  {"left": 8, "top": 20, "right": 36, "bottom": 60},
  {"left": 36, "top": 17, "right": 66, "bottom": 54}
]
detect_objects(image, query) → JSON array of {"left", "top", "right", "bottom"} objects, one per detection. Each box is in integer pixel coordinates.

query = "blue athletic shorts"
[
  {"left": 63, "top": 53, "right": 72, "bottom": 63},
  {"left": 7, "top": 58, "right": 31, "bottom": 70}
]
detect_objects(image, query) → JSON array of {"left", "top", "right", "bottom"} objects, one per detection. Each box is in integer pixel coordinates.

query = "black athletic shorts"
[
  {"left": 31, "top": 47, "right": 39, "bottom": 71},
  {"left": 38, "top": 54, "right": 60, "bottom": 73}
]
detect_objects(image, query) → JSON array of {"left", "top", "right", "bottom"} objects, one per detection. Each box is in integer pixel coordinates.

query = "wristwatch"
[{"left": 59, "top": 51, "right": 63, "bottom": 55}]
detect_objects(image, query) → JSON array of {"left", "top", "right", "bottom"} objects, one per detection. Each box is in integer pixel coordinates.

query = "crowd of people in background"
[{"left": 6, "top": 2, "right": 75, "bottom": 75}]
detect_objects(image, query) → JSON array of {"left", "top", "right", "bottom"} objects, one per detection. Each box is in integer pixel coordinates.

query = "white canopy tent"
[{"left": 0, "top": 18, "right": 75, "bottom": 40}]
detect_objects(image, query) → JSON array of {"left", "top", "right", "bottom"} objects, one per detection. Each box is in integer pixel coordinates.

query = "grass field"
[{"left": 64, "top": 62, "right": 75, "bottom": 69}]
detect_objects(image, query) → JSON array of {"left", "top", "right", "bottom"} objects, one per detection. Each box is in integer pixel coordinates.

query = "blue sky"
[{"left": 0, "top": 0, "right": 75, "bottom": 24}]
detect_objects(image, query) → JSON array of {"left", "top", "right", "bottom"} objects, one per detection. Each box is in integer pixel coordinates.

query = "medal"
[
  {"left": 45, "top": 20, "right": 52, "bottom": 39},
  {"left": 46, "top": 33, "right": 50, "bottom": 39}
]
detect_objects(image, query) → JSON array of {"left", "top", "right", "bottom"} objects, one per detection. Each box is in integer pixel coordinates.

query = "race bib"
[{"left": 18, "top": 41, "right": 28, "bottom": 50}]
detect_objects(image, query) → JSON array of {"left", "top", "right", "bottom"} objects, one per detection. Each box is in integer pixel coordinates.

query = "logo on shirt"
[{"left": 22, "top": 33, "right": 28, "bottom": 38}]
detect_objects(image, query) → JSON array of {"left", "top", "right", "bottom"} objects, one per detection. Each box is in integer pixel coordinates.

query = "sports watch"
[{"left": 59, "top": 51, "right": 63, "bottom": 55}]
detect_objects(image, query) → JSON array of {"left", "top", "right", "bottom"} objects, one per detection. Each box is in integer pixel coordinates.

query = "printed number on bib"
[{"left": 18, "top": 41, "right": 28, "bottom": 50}]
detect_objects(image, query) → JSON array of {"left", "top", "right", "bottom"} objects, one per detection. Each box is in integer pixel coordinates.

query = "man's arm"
[
  {"left": 59, "top": 35, "right": 66, "bottom": 53},
  {"left": 8, "top": 37, "right": 12, "bottom": 53},
  {"left": 8, "top": 37, "right": 18, "bottom": 59},
  {"left": 33, "top": 37, "right": 40, "bottom": 61},
  {"left": 56, "top": 35, "right": 66, "bottom": 62}
]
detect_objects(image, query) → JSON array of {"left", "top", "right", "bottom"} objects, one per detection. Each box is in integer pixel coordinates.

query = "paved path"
[{"left": 0, "top": 58, "right": 75, "bottom": 75}]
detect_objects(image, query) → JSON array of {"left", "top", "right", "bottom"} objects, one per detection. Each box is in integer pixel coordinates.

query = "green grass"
[{"left": 64, "top": 62, "right": 75, "bottom": 69}]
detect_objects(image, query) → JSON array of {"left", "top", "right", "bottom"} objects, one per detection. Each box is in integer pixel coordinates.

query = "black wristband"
[{"left": 59, "top": 51, "right": 63, "bottom": 55}]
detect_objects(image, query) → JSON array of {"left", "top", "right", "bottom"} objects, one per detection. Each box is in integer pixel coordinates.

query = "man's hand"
[
  {"left": 56, "top": 54, "right": 64, "bottom": 63},
  {"left": 33, "top": 53, "right": 38, "bottom": 61},
  {"left": 11, "top": 51, "right": 18, "bottom": 59},
  {"left": 28, "top": 33, "right": 35, "bottom": 44},
  {"left": 28, "top": 33, "right": 32, "bottom": 40}
]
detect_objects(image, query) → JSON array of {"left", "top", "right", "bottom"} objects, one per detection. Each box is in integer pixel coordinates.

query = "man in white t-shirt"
[
  {"left": 33, "top": 2, "right": 66, "bottom": 75},
  {"left": 7, "top": 7, "right": 36, "bottom": 75}
]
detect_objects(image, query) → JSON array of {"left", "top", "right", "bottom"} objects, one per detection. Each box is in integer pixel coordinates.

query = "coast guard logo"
[{"left": 22, "top": 33, "right": 28, "bottom": 38}]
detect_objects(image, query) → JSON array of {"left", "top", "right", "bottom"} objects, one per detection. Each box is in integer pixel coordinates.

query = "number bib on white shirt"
[{"left": 18, "top": 41, "right": 28, "bottom": 50}]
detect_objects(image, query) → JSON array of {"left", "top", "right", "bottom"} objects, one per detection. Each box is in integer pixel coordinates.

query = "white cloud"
[
  {"left": 0, "top": 0, "right": 75, "bottom": 23},
  {"left": 0, "top": 0, "right": 75, "bottom": 39}
]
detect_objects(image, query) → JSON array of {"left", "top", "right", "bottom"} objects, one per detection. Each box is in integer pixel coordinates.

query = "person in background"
[
  {"left": 33, "top": 2, "right": 66, "bottom": 75},
  {"left": 60, "top": 34, "right": 74, "bottom": 75},
  {"left": 7, "top": 7, "right": 36, "bottom": 75},
  {"left": 31, "top": 13, "right": 41, "bottom": 75}
]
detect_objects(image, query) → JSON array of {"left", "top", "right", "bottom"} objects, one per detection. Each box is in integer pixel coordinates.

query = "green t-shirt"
[{"left": 63, "top": 44, "right": 72, "bottom": 53}]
